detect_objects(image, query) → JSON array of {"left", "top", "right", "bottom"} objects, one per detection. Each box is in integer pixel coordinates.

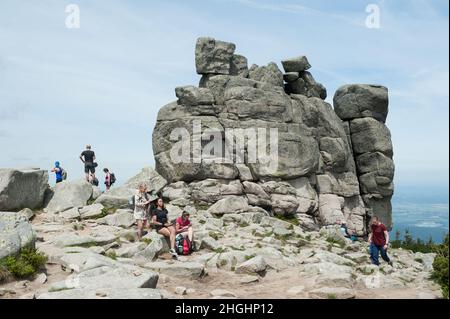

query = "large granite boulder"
[
  {"left": 0, "top": 212, "right": 36, "bottom": 259},
  {"left": 0, "top": 168, "right": 48, "bottom": 211},
  {"left": 44, "top": 179, "right": 93, "bottom": 214},
  {"left": 152, "top": 37, "right": 395, "bottom": 234}
]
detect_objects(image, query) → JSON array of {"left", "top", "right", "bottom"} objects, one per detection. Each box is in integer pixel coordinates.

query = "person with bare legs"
[
  {"left": 79, "top": 145, "right": 96, "bottom": 183},
  {"left": 151, "top": 198, "right": 177, "bottom": 259},
  {"left": 133, "top": 183, "right": 151, "bottom": 241}
]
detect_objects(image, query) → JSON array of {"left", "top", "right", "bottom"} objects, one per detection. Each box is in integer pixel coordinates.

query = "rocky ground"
[{"left": 0, "top": 202, "right": 442, "bottom": 299}]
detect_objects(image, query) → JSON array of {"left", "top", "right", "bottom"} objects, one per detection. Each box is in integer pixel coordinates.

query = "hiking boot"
[
  {"left": 170, "top": 248, "right": 178, "bottom": 259},
  {"left": 388, "top": 261, "right": 394, "bottom": 267}
]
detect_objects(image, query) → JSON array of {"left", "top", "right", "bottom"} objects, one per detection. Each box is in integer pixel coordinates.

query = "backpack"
[
  {"left": 92, "top": 177, "right": 99, "bottom": 187},
  {"left": 60, "top": 168, "right": 67, "bottom": 180},
  {"left": 175, "top": 234, "right": 193, "bottom": 256},
  {"left": 110, "top": 173, "right": 116, "bottom": 185}
]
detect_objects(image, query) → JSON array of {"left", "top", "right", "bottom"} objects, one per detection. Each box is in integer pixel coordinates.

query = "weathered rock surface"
[
  {"left": 0, "top": 168, "right": 48, "bottom": 211},
  {"left": 152, "top": 37, "right": 395, "bottom": 234},
  {"left": 0, "top": 212, "right": 36, "bottom": 259},
  {"left": 45, "top": 179, "right": 93, "bottom": 214}
]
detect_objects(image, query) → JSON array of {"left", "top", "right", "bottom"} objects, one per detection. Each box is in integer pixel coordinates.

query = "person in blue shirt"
[{"left": 51, "top": 161, "right": 63, "bottom": 184}]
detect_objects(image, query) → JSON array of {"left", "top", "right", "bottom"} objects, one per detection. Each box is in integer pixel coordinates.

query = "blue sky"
[{"left": 0, "top": 0, "right": 448, "bottom": 191}]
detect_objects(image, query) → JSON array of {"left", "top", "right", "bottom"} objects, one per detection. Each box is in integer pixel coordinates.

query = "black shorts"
[{"left": 85, "top": 163, "right": 95, "bottom": 174}]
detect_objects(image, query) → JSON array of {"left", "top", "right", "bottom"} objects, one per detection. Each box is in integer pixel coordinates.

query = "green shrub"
[
  {"left": 275, "top": 214, "right": 299, "bottom": 226},
  {"left": 0, "top": 248, "right": 47, "bottom": 281},
  {"left": 105, "top": 251, "right": 117, "bottom": 260},
  {"left": 431, "top": 235, "right": 449, "bottom": 299},
  {"left": 142, "top": 238, "right": 152, "bottom": 245}
]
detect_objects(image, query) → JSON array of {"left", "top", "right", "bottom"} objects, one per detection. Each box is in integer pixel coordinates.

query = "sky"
[{"left": 0, "top": 0, "right": 448, "bottom": 192}]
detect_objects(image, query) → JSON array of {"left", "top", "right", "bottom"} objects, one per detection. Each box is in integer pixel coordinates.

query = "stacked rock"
[
  {"left": 152, "top": 37, "right": 395, "bottom": 234},
  {"left": 281, "top": 56, "right": 327, "bottom": 100},
  {"left": 333, "top": 85, "right": 394, "bottom": 228}
]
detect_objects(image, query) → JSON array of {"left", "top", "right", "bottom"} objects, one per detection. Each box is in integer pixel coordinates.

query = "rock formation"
[
  {"left": 0, "top": 168, "right": 48, "bottom": 211},
  {"left": 152, "top": 37, "right": 395, "bottom": 234}
]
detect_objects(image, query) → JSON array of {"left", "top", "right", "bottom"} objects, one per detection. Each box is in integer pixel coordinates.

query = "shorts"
[
  {"left": 85, "top": 163, "right": 96, "bottom": 174},
  {"left": 134, "top": 210, "right": 149, "bottom": 221}
]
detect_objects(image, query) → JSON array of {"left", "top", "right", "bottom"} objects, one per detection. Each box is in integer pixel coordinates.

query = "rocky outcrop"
[
  {"left": 95, "top": 167, "right": 167, "bottom": 208},
  {"left": 0, "top": 212, "right": 36, "bottom": 259},
  {"left": 44, "top": 179, "right": 93, "bottom": 214},
  {"left": 334, "top": 85, "right": 394, "bottom": 228},
  {"left": 0, "top": 168, "right": 48, "bottom": 211},
  {"left": 152, "top": 37, "right": 395, "bottom": 235}
]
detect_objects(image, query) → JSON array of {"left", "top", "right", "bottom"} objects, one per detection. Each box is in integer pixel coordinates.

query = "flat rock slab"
[
  {"left": 143, "top": 261, "right": 205, "bottom": 278},
  {"left": 37, "top": 288, "right": 161, "bottom": 299}
]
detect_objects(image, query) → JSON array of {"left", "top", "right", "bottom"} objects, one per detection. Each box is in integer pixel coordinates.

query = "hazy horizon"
[{"left": 1, "top": 0, "right": 448, "bottom": 191}]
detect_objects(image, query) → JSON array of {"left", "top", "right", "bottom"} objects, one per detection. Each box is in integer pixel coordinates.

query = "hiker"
[
  {"left": 103, "top": 168, "right": 115, "bottom": 191},
  {"left": 368, "top": 216, "right": 393, "bottom": 266},
  {"left": 175, "top": 211, "right": 194, "bottom": 243},
  {"left": 134, "top": 183, "right": 152, "bottom": 241},
  {"left": 151, "top": 198, "right": 178, "bottom": 258},
  {"left": 51, "top": 161, "right": 64, "bottom": 184},
  {"left": 79, "top": 145, "right": 97, "bottom": 183},
  {"left": 337, "top": 220, "right": 358, "bottom": 242}
]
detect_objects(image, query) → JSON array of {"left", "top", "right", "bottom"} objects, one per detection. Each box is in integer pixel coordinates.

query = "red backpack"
[{"left": 175, "top": 234, "right": 193, "bottom": 256}]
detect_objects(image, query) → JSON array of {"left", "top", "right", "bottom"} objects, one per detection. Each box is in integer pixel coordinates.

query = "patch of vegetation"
[
  {"left": 239, "top": 221, "right": 250, "bottom": 228},
  {"left": 209, "top": 231, "right": 223, "bottom": 241},
  {"left": 214, "top": 247, "right": 226, "bottom": 254},
  {"left": 142, "top": 238, "right": 153, "bottom": 245},
  {"left": 275, "top": 214, "right": 299, "bottom": 226},
  {"left": 431, "top": 235, "right": 449, "bottom": 299},
  {"left": 391, "top": 229, "right": 437, "bottom": 253},
  {"left": 0, "top": 248, "right": 47, "bottom": 282},
  {"left": 218, "top": 259, "right": 228, "bottom": 267},
  {"left": 255, "top": 242, "right": 263, "bottom": 249},
  {"left": 87, "top": 198, "right": 96, "bottom": 205},
  {"left": 105, "top": 251, "right": 117, "bottom": 260},
  {"left": 245, "top": 254, "right": 256, "bottom": 261},
  {"left": 305, "top": 234, "right": 312, "bottom": 241},
  {"left": 326, "top": 237, "right": 346, "bottom": 249},
  {"left": 199, "top": 220, "right": 206, "bottom": 224},
  {"left": 327, "top": 293, "right": 337, "bottom": 299}
]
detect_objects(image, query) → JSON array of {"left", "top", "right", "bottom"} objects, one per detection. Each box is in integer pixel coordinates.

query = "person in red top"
[
  {"left": 175, "top": 211, "right": 194, "bottom": 243},
  {"left": 368, "top": 216, "right": 393, "bottom": 266}
]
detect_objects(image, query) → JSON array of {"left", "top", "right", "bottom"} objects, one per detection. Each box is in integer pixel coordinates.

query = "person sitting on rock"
[
  {"left": 175, "top": 211, "right": 194, "bottom": 246},
  {"left": 151, "top": 198, "right": 178, "bottom": 259},
  {"left": 51, "top": 161, "right": 63, "bottom": 184},
  {"left": 337, "top": 220, "right": 358, "bottom": 242},
  {"left": 368, "top": 216, "right": 393, "bottom": 267},
  {"left": 134, "top": 183, "right": 152, "bottom": 241}
]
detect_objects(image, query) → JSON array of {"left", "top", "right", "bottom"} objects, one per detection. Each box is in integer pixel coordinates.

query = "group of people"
[
  {"left": 51, "top": 145, "right": 115, "bottom": 190},
  {"left": 134, "top": 183, "right": 194, "bottom": 259},
  {"left": 52, "top": 145, "right": 393, "bottom": 265}
]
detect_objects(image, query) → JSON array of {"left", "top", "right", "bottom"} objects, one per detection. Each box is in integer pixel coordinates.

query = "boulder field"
[{"left": 1, "top": 38, "right": 438, "bottom": 300}]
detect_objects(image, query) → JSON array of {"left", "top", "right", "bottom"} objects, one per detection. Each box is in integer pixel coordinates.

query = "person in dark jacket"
[{"left": 151, "top": 198, "right": 177, "bottom": 258}]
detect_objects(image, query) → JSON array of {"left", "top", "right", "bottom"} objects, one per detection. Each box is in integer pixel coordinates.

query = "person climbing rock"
[
  {"left": 368, "top": 216, "right": 393, "bottom": 266},
  {"left": 151, "top": 198, "right": 178, "bottom": 259},
  {"left": 79, "top": 145, "right": 96, "bottom": 183}
]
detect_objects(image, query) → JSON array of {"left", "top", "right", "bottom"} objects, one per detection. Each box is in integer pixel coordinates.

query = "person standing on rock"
[
  {"left": 79, "top": 145, "right": 96, "bottom": 183},
  {"left": 51, "top": 161, "right": 64, "bottom": 184},
  {"left": 134, "top": 183, "right": 152, "bottom": 241},
  {"left": 151, "top": 198, "right": 178, "bottom": 259},
  {"left": 368, "top": 216, "right": 393, "bottom": 266}
]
